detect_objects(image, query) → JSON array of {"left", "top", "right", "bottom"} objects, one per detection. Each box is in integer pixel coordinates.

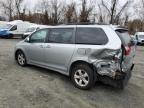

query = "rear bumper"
[{"left": 98, "top": 64, "right": 134, "bottom": 89}]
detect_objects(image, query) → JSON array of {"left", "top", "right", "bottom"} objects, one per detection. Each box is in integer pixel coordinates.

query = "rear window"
[
  {"left": 115, "top": 29, "right": 131, "bottom": 45},
  {"left": 76, "top": 28, "right": 108, "bottom": 45}
]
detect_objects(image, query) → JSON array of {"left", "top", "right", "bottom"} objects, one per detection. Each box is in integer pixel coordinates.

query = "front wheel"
[
  {"left": 7, "top": 34, "right": 14, "bottom": 39},
  {"left": 16, "top": 51, "right": 27, "bottom": 66},
  {"left": 71, "top": 64, "right": 95, "bottom": 90}
]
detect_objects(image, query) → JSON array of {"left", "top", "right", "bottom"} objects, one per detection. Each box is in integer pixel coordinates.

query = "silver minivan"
[{"left": 15, "top": 25, "right": 135, "bottom": 90}]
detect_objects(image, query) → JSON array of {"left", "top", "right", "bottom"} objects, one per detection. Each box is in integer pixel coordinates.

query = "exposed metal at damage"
[{"left": 88, "top": 48, "right": 123, "bottom": 78}]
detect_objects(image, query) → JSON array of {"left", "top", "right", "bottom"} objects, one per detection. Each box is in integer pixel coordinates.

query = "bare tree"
[
  {"left": 124, "top": 13, "right": 129, "bottom": 26},
  {"left": 51, "top": 0, "right": 63, "bottom": 24},
  {"left": 79, "top": 0, "right": 93, "bottom": 22},
  {"left": 98, "top": 4, "right": 105, "bottom": 23},
  {"left": 0, "top": 0, "right": 15, "bottom": 21},
  {"left": 20, "top": 5, "right": 27, "bottom": 21},
  {"left": 34, "top": 0, "right": 50, "bottom": 24},
  {"left": 141, "top": 0, "right": 144, "bottom": 8},
  {"left": 102, "top": 0, "right": 131, "bottom": 24},
  {"left": 136, "top": 0, "right": 144, "bottom": 21},
  {"left": 35, "top": 0, "right": 50, "bottom": 13},
  {"left": 15, "top": 0, "right": 23, "bottom": 19},
  {"left": 65, "top": 2, "right": 77, "bottom": 23},
  {"left": 128, "top": 19, "right": 144, "bottom": 34}
]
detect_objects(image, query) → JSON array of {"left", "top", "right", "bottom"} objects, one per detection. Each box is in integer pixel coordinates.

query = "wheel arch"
[
  {"left": 69, "top": 60, "right": 94, "bottom": 76},
  {"left": 15, "top": 49, "right": 26, "bottom": 60}
]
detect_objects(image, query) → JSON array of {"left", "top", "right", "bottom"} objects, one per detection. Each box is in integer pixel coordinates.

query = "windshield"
[
  {"left": 0, "top": 24, "right": 13, "bottom": 30},
  {"left": 138, "top": 35, "right": 144, "bottom": 39},
  {"left": 26, "top": 27, "right": 36, "bottom": 32}
]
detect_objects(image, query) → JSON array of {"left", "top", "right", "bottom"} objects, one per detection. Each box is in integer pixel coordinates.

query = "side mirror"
[
  {"left": 25, "top": 37, "right": 30, "bottom": 43},
  {"left": 36, "top": 27, "right": 40, "bottom": 30}
]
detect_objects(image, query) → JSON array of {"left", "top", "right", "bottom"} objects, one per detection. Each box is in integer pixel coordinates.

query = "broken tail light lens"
[
  {"left": 124, "top": 46, "right": 131, "bottom": 56},
  {"left": 112, "top": 49, "right": 122, "bottom": 61},
  {"left": 113, "top": 55, "right": 119, "bottom": 61}
]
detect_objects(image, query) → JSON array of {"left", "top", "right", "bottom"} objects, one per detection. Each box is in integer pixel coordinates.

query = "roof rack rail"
[{"left": 63, "top": 22, "right": 109, "bottom": 25}]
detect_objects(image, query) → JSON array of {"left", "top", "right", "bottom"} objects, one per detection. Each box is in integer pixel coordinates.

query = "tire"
[
  {"left": 71, "top": 63, "right": 95, "bottom": 90},
  {"left": 21, "top": 35, "right": 25, "bottom": 39},
  {"left": 16, "top": 51, "right": 27, "bottom": 66}
]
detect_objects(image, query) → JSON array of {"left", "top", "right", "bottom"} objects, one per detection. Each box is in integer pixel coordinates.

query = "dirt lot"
[{"left": 0, "top": 39, "right": 144, "bottom": 108}]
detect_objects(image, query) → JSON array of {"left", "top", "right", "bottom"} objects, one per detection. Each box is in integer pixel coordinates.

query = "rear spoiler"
[{"left": 115, "top": 28, "right": 128, "bottom": 33}]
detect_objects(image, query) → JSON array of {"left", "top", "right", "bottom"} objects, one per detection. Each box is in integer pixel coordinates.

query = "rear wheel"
[
  {"left": 71, "top": 63, "right": 95, "bottom": 90},
  {"left": 16, "top": 51, "right": 27, "bottom": 66}
]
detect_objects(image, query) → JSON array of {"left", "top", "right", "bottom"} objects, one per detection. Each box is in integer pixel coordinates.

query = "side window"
[
  {"left": 49, "top": 28, "right": 74, "bottom": 44},
  {"left": 76, "top": 28, "right": 108, "bottom": 45},
  {"left": 30, "top": 29, "right": 48, "bottom": 43},
  {"left": 10, "top": 25, "right": 17, "bottom": 31}
]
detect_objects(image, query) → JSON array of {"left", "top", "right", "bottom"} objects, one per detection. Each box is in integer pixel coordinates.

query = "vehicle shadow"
[
  {"left": 26, "top": 64, "right": 71, "bottom": 82},
  {"left": 23, "top": 64, "right": 125, "bottom": 92},
  {"left": 21, "top": 65, "right": 144, "bottom": 108}
]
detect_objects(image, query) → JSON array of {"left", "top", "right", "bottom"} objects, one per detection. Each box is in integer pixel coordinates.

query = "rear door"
[
  {"left": 115, "top": 29, "right": 135, "bottom": 71},
  {"left": 43, "top": 28, "right": 75, "bottom": 72}
]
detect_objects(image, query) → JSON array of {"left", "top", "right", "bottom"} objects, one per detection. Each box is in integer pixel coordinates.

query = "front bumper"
[
  {"left": 0, "top": 34, "right": 8, "bottom": 38},
  {"left": 22, "top": 35, "right": 29, "bottom": 39},
  {"left": 137, "top": 40, "right": 144, "bottom": 44}
]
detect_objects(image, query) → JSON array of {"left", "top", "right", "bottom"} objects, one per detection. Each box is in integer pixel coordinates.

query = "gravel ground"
[{"left": 0, "top": 39, "right": 144, "bottom": 108}]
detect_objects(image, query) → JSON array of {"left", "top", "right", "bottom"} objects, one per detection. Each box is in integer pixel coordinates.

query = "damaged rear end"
[
  {"left": 115, "top": 28, "right": 135, "bottom": 72},
  {"left": 92, "top": 27, "right": 135, "bottom": 89}
]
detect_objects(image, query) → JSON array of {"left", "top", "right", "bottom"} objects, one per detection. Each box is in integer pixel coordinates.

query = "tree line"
[{"left": 0, "top": 0, "right": 144, "bottom": 34}]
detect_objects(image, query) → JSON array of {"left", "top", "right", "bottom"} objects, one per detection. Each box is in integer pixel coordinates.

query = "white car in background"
[
  {"left": 22, "top": 25, "right": 40, "bottom": 39},
  {"left": 0, "top": 20, "right": 32, "bottom": 38},
  {"left": 22, "top": 25, "right": 49, "bottom": 39},
  {"left": 135, "top": 32, "right": 144, "bottom": 44}
]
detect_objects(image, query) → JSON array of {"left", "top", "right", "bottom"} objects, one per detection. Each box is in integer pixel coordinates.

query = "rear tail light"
[{"left": 124, "top": 46, "right": 131, "bottom": 56}]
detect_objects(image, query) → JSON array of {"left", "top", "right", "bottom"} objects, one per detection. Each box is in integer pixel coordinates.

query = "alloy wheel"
[{"left": 74, "top": 69, "right": 89, "bottom": 87}]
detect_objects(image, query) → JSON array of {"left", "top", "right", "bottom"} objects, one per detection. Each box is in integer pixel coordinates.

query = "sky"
[{"left": 0, "top": 0, "right": 141, "bottom": 20}]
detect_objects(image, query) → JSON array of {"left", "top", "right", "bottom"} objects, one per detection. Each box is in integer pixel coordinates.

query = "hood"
[
  {"left": 0, "top": 29, "right": 9, "bottom": 35},
  {"left": 0, "top": 29, "right": 9, "bottom": 32}
]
